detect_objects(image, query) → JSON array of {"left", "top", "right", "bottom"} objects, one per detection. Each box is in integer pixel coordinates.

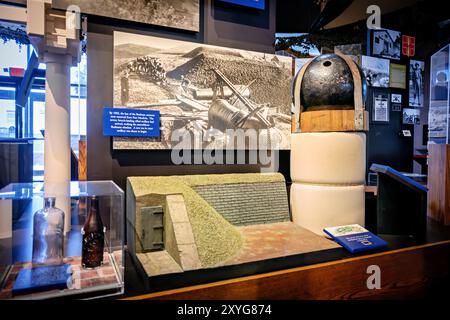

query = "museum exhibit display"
[
  {"left": 429, "top": 45, "right": 450, "bottom": 144},
  {"left": 290, "top": 53, "right": 368, "bottom": 236},
  {"left": 0, "top": 181, "right": 125, "bottom": 299},
  {"left": 126, "top": 173, "right": 343, "bottom": 290},
  {"left": 428, "top": 45, "right": 450, "bottom": 226},
  {"left": 1, "top": 0, "right": 450, "bottom": 303}
]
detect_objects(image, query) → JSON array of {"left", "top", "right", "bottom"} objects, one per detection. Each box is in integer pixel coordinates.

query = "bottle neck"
[
  {"left": 44, "top": 197, "right": 56, "bottom": 209},
  {"left": 85, "top": 196, "right": 103, "bottom": 228}
]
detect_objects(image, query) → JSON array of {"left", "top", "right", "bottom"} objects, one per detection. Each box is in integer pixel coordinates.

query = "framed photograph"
[
  {"left": 371, "top": 28, "right": 401, "bottom": 60},
  {"left": 409, "top": 60, "right": 425, "bottom": 107},
  {"left": 53, "top": 0, "right": 200, "bottom": 32},
  {"left": 391, "top": 94, "right": 402, "bottom": 104},
  {"left": 428, "top": 106, "right": 447, "bottom": 138},
  {"left": 390, "top": 63, "right": 407, "bottom": 89},
  {"left": 113, "top": 31, "right": 294, "bottom": 150},
  {"left": 372, "top": 92, "right": 390, "bottom": 123},
  {"left": 361, "top": 55, "right": 390, "bottom": 88},
  {"left": 403, "top": 108, "right": 420, "bottom": 125},
  {"left": 334, "top": 43, "right": 362, "bottom": 64}
]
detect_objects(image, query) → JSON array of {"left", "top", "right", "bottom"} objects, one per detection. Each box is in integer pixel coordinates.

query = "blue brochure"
[
  {"left": 323, "top": 225, "right": 388, "bottom": 254},
  {"left": 12, "top": 264, "right": 72, "bottom": 296}
]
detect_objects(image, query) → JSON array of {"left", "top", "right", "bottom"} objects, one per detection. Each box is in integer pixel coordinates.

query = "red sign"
[
  {"left": 9, "top": 67, "right": 25, "bottom": 77},
  {"left": 402, "top": 35, "right": 415, "bottom": 57}
]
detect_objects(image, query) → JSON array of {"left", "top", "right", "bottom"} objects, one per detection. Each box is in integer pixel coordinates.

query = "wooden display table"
[{"left": 121, "top": 219, "right": 450, "bottom": 300}]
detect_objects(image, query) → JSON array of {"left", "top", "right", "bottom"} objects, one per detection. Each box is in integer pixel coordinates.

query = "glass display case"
[
  {"left": 429, "top": 44, "right": 450, "bottom": 144},
  {"left": 0, "top": 181, "right": 124, "bottom": 300}
]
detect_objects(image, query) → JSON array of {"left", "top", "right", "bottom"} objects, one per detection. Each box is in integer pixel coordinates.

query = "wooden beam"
[
  {"left": 123, "top": 240, "right": 450, "bottom": 300},
  {"left": 301, "top": 110, "right": 369, "bottom": 133},
  {"left": 0, "top": 4, "right": 27, "bottom": 24}
]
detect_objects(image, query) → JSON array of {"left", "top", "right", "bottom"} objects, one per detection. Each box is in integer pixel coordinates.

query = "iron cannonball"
[{"left": 300, "top": 54, "right": 367, "bottom": 111}]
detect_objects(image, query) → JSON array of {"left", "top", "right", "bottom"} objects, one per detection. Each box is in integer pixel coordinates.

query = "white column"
[
  {"left": 0, "top": 200, "right": 12, "bottom": 240},
  {"left": 44, "top": 53, "right": 72, "bottom": 233}
]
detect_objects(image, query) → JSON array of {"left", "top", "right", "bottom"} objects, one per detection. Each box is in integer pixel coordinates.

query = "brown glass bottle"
[{"left": 81, "top": 196, "right": 105, "bottom": 268}]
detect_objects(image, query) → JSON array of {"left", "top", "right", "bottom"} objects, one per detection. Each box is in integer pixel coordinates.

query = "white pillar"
[
  {"left": 44, "top": 53, "right": 72, "bottom": 233},
  {"left": 0, "top": 200, "right": 12, "bottom": 240}
]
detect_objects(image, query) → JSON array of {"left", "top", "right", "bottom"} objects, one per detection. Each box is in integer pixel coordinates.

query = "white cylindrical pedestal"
[
  {"left": 290, "top": 183, "right": 365, "bottom": 236},
  {"left": 290, "top": 132, "right": 366, "bottom": 236},
  {"left": 44, "top": 54, "right": 72, "bottom": 233}
]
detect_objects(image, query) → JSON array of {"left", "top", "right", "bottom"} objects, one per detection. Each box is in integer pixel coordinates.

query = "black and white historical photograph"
[
  {"left": 402, "top": 108, "right": 420, "bottom": 125},
  {"left": 53, "top": 0, "right": 199, "bottom": 32},
  {"left": 113, "top": 31, "right": 294, "bottom": 150},
  {"left": 372, "top": 28, "right": 401, "bottom": 60},
  {"left": 362, "top": 55, "right": 390, "bottom": 88},
  {"left": 334, "top": 43, "right": 362, "bottom": 64},
  {"left": 428, "top": 106, "right": 448, "bottom": 139},
  {"left": 409, "top": 59, "right": 425, "bottom": 107}
]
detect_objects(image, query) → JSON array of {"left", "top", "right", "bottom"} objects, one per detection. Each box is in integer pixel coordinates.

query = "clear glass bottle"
[
  {"left": 81, "top": 196, "right": 105, "bottom": 268},
  {"left": 32, "top": 197, "right": 65, "bottom": 266}
]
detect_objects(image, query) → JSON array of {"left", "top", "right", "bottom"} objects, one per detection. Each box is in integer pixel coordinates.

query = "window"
[
  {"left": 0, "top": 88, "right": 16, "bottom": 138},
  {"left": 0, "top": 39, "right": 87, "bottom": 181}
]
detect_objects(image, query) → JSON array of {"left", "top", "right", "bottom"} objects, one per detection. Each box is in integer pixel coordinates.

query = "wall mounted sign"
[
  {"left": 402, "top": 35, "right": 416, "bottom": 57},
  {"left": 219, "top": 0, "right": 265, "bottom": 10},
  {"left": 372, "top": 93, "right": 390, "bottom": 123},
  {"left": 392, "top": 104, "right": 402, "bottom": 112},
  {"left": 103, "top": 107, "right": 160, "bottom": 137},
  {"left": 390, "top": 63, "right": 407, "bottom": 89}
]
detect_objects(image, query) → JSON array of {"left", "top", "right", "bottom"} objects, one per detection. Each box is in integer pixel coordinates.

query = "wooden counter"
[{"left": 121, "top": 219, "right": 450, "bottom": 300}]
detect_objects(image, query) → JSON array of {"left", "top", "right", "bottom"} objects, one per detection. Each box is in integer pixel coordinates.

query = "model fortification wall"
[
  {"left": 192, "top": 182, "right": 290, "bottom": 226},
  {"left": 127, "top": 173, "right": 290, "bottom": 277}
]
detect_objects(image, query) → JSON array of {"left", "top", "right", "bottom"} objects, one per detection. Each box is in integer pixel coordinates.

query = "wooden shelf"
[{"left": 121, "top": 219, "right": 450, "bottom": 300}]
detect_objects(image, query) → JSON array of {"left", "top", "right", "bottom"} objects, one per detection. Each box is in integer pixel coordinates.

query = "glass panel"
[
  {"left": 0, "top": 42, "right": 28, "bottom": 71},
  {"left": 429, "top": 45, "right": 450, "bottom": 144},
  {"left": 0, "top": 88, "right": 16, "bottom": 138},
  {"left": 0, "top": 181, "right": 124, "bottom": 299},
  {"left": 0, "top": 181, "right": 124, "bottom": 200}
]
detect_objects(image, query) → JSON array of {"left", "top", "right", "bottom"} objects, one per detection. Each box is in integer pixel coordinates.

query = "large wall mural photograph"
[
  {"left": 53, "top": 0, "right": 199, "bottom": 32},
  {"left": 113, "top": 31, "right": 294, "bottom": 150}
]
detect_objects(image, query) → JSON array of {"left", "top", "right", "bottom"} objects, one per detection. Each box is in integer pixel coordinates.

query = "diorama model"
[
  {"left": 290, "top": 53, "right": 369, "bottom": 236},
  {"left": 127, "top": 173, "right": 339, "bottom": 287}
]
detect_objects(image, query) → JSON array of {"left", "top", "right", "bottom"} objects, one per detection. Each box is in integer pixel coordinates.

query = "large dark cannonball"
[{"left": 300, "top": 54, "right": 367, "bottom": 111}]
